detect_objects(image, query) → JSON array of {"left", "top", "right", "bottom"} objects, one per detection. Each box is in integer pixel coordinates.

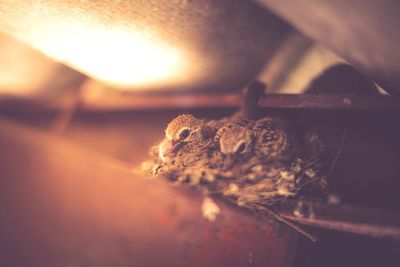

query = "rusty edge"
[
  {"left": 277, "top": 200, "right": 400, "bottom": 240},
  {"left": 0, "top": 94, "right": 400, "bottom": 112}
]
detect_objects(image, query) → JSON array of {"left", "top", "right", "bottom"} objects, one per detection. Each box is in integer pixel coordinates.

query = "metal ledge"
[
  {"left": 1, "top": 94, "right": 400, "bottom": 112},
  {"left": 0, "top": 118, "right": 295, "bottom": 267}
]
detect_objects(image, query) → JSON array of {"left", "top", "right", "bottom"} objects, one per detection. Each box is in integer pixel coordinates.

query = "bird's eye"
[
  {"left": 236, "top": 142, "right": 246, "bottom": 154},
  {"left": 179, "top": 129, "right": 191, "bottom": 140}
]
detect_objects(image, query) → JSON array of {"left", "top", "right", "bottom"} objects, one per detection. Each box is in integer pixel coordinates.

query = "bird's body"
[
  {"left": 253, "top": 117, "right": 301, "bottom": 161},
  {"left": 149, "top": 113, "right": 327, "bottom": 201},
  {"left": 220, "top": 155, "right": 327, "bottom": 207},
  {"left": 152, "top": 115, "right": 316, "bottom": 202},
  {"left": 215, "top": 115, "right": 327, "bottom": 208}
]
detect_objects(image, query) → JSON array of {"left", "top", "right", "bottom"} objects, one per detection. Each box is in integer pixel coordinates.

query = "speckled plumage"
[
  {"left": 213, "top": 115, "right": 327, "bottom": 209},
  {"left": 253, "top": 117, "right": 300, "bottom": 161},
  {"left": 141, "top": 81, "right": 329, "bottom": 241},
  {"left": 142, "top": 109, "right": 327, "bottom": 241},
  {"left": 152, "top": 114, "right": 225, "bottom": 185},
  {"left": 149, "top": 114, "right": 327, "bottom": 205}
]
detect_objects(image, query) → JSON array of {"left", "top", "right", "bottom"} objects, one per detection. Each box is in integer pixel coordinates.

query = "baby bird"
[
  {"left": 159, "top": 114, "right": 215, "bottom": 164},
  {"left": 216, "top": 116, "right": 325, "bottom": 203},
  {"left": 155, "top": 114, "right": 224, "bottom": 185},
  {"left": 215, "top": 119, "right": 255, "bottom": 170},
  {"left": 216, "top": 116, "right": 300, "bottom": 170}
]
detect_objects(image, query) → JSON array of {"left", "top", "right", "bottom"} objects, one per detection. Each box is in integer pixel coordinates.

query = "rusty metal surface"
[
  {"left": 256, "top": 0, "right": 400, "bottom": 94},
  {"left": 258, "top": 94, "right": 400, "bottom": 111},
  {"left": 1, "top": 94, "right": 400, "bottom": 112},
  {"left": 0, "top": 118, "right": 296, "bottom": 267}
]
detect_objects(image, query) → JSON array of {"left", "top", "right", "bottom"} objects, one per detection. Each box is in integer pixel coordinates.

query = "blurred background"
[
  {"left": 0, "top": 0, "right": 350, "bottom": 163},
  {"left": 0, "top": 1, "right": 400, "bottom": 267}
]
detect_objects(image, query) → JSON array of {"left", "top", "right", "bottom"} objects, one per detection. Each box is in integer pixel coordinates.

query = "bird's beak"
[
  {"left": 159, "top": 139, "right": 173, "bottom": 161},
  {"left": 171, "top": 141, "right": 186, "bottom": 153},
  {"left": 159, "top": 139, "right": 185, "bottom": 161},
  {"left": 223, "top": 154, "right": 237, "bottom": 171}
]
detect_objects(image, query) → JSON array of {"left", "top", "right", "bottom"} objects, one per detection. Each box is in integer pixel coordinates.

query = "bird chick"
[
  {"left": 154, "top": 114, "right": 225, "bottom": 185},
  {"left": 216, "top": 116, "right": 299, "bottom": 170},
  {"left": 159, "top": 114, "right": 215, "bottom": 163},
  {"left": 216, "top": 116, "right": 327, "bottom": 202},
  {"left": 215, "top": 120, "right": 255, "bottom": 170}
]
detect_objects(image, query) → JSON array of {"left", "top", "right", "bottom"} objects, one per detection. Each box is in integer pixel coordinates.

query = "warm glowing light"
[
  {"left": 29, "top": 22, "right": 188, "bottom": 88},
  {"left": 0, "top": 33, "right": 59, "bottom": 96}
]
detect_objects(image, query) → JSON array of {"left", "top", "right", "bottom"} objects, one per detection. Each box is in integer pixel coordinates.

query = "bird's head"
[
  {"left": 165, "top": 114, "right": 203, "bottom": 142},
  {"left": 216, "top": 122, "right": 254, "bottom": 170},
  {"left": 159, "top": 114, "right": 211, "bottom": 161}
]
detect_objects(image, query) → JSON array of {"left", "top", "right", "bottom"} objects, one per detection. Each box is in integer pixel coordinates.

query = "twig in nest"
[
  {"left": 329, "top": 127, "right": 347, "bottom": 177},
  {"left": 265, "top": 208, "right": 318, "bottom": 242}
]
